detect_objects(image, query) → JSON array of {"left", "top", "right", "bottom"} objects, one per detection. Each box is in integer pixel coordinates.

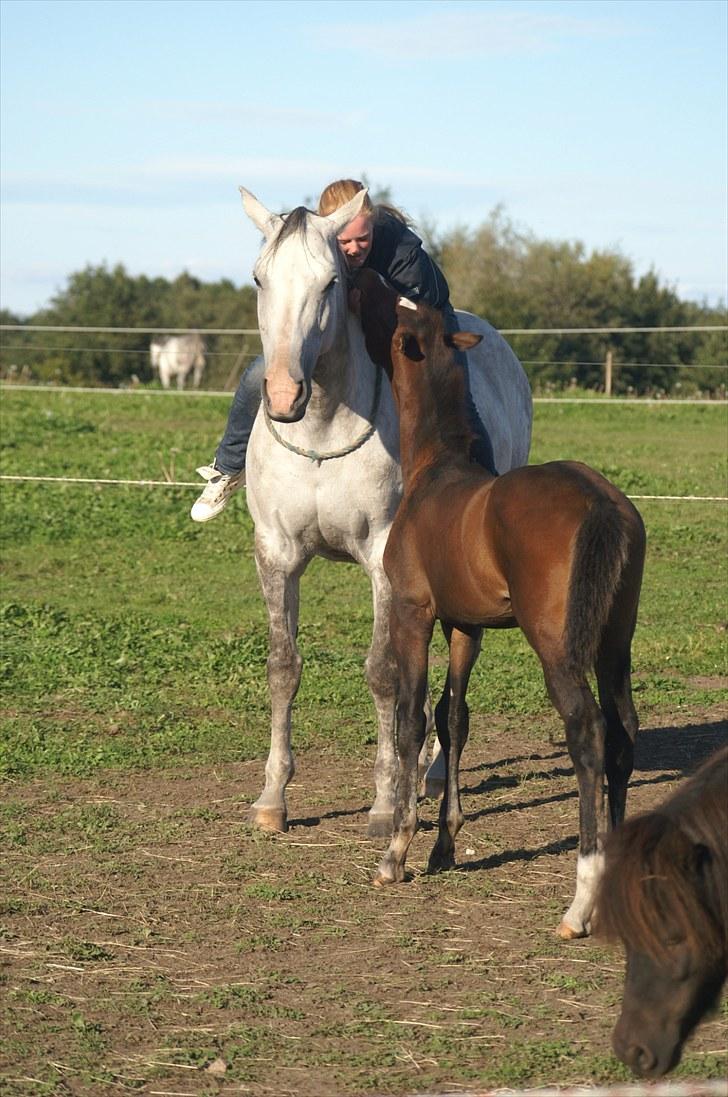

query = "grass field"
[
  {"left": 1, "top": 388, "right": 726, "bottom": 1096},
  {"left": 1, "top": 390, "right": 725, "bottom": 777}
]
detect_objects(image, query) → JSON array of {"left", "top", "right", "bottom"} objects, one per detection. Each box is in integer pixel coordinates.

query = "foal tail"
[{"left": 565, "top": 496, "right": 633, "bottom": 675}]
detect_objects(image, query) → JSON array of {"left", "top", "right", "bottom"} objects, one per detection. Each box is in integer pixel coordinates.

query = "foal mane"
[
  {"left": 597, "top": 746, "right": 728, "bottom": 964},
  {"left": 396, "top": 308, "right": 476, "bottom": 463}
]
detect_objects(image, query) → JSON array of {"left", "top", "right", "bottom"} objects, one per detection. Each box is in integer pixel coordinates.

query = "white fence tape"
[
  {"left": 0, "top": 475, "right": 725, "bottom": 503},
  {"left": 407, "top": 1084, "right": 728, "bottom": 1097}
]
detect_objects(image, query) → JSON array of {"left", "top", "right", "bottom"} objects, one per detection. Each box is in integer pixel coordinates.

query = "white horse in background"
[
  {"left": 150, "top": 334, "right": 206, "bottom": 389},
  {"left": 239, "top": 186, "right": 533, "bottom": 838}
]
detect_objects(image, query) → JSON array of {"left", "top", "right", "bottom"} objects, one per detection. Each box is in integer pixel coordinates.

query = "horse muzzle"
[
  {"left": 263, "top": 376, "right": 312, "bottom": 423},
  {"left": 612, "top": 1012, "right": 680, "bottom": 1078}
]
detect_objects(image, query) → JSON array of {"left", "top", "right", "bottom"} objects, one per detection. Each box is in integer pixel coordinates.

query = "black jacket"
[{"left": 364, "top": 211, "right": 451, "bottom": 311}]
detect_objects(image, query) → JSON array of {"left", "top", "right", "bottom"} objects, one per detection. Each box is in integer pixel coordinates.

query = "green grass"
[{"left": 1, "top": 389, "right": 726, "bottom": 778}]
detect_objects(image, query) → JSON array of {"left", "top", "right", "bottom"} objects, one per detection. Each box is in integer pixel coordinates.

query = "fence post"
[{"left": 605, "top": 350, "right": 613, "bottom": 397}]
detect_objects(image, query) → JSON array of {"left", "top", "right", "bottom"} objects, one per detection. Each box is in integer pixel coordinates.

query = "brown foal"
[{"left": 355, "top": 270, "right": 646, "bottom": 938}]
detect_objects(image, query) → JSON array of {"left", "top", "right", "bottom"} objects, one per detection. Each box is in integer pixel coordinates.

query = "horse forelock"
[
  {"left": 258, "top": 205, "right": 345, "bottom": 286},
  {"left": 597, "top": 751, "right": 728, "bottom": 965}
]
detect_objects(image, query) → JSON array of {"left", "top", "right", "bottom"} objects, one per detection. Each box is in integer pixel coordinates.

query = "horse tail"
[{"left": 565, "top": 495, "right": 631, "bottom": 675}]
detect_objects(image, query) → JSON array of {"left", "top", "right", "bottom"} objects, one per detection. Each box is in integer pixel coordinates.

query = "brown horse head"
[
  {"left": 597, "top": 745, "right": 728, "bottom": 1077},
  {"left": 355, "top": 268, "right": 481, "bottom": 380}
]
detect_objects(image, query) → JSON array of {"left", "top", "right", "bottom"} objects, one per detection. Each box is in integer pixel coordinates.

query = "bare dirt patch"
[{"left": 2, "top": 706, "right": 726, "bottom": 1096}]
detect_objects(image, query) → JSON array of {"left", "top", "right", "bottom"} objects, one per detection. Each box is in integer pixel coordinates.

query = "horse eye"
[
  {"left": 253, "top": 273, "right": 262, "bottom": 289},
  {"left": 325, "top": 278, "right": 337, "bottom": 292}
]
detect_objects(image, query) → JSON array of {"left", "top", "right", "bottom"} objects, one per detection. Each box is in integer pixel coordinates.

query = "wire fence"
[
  {"left": 408, "top": 1085, "right": 728, "bottom": 1097},
  {"left": 1, "top": 473, "right": 725, "bottom": 503},
  {"left": 3, "top": 323, "right": 727, "bottom": 335}
]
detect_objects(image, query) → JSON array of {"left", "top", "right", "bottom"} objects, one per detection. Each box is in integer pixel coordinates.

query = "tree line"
[{"left": 1, "top": 207, "right": 725, "bottom": 395}]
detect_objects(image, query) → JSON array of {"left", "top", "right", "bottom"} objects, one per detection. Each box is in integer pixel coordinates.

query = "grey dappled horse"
[
  {"left": 239, "top": 186, "right": 532, "bottom": 839},
  {"left": 150, "top": 334, "right": 206, "bottom": 389}
]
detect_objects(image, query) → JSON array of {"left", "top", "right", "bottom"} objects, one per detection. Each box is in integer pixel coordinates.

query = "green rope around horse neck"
[{"left": 263, "top": 364, "right": 383, "bottom": 462}]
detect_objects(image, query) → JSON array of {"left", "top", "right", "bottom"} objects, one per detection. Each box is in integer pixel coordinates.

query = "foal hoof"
[
  {"left": 427, "top": 848, "right": 455, "bottom": 874},
  {"left": 367, "top": 812, "right": 393, "bottom": 840},
  {"left": 249, "top": 806, "right": 288, "bottom": 834}
]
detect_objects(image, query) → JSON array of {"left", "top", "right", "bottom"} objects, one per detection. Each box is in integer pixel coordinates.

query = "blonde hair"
[{"left": 317, "top": 178, "right": 408, "bottom": 225}]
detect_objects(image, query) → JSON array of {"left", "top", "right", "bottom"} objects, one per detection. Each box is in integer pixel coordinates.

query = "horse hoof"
[
  {"left": 372, "top": 867, "right": 401, "bottom": 888},
  {"left": 427, "top": 852, "right": 455, "bottom": 874},
  {"left": 557, "top": 919, "right": 588, "bottom": 941},
  {"left": 249, "top": 806, "right": 288, "bottom": 833},
  {"left": 422, "top": 776, "right": 445, "bottom": 800},
  {"left": 367, "top": 813, "right": 393, "bottom": 840}
]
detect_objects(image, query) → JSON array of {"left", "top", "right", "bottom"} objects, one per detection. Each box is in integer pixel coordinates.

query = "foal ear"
[
  {"left": 446, "top": 332, "right": 483, "bottom": 352},
  {"left": 239, "top": 186, "right": 284, "bottom": 240}
]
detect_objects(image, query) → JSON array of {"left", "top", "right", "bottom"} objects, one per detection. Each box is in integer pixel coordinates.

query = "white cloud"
[{"left": 312, "top": 8, "right": 626, "bottom": 61}]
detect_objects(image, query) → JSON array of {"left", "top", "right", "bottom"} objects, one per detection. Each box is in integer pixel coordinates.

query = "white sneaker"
[{"left": 190, "top": 464, "right": 245, "bottom": 522}]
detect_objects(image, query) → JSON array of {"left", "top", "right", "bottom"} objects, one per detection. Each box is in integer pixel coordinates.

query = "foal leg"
[
  {"left": 543, "top": 664, "right": 608, "bottom": 939},
  {"left": 421, "top": 627, "right": 451, "bottom": 799},
  {"left": 373, "top": 601, "right": 433, "bottom": 886},
  {"left": 597, "top": 642, "right": 638, "bottom": 830},
  {"left": 428, "top": 625, "right": 482, "bottom": 873},
  {"left": 364, "top": 561, "right": 399, "bottom": 838},
  {"left": 421, "top": 721, "right": 445, "bottom": 799},
  {"left": 249, "top": 544, "right": 305, "bottom": 833}
]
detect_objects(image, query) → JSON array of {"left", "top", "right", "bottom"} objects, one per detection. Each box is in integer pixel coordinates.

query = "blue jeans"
[
  {"left": 214, "top": 356, "right": 264, "bottom": 475},
  {"left": 214, "top": 317, "right": 497, "bottom": 477}
]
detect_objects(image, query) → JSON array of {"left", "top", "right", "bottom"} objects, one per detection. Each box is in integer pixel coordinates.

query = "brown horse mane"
[
  {"left": 597, "top": 745, "right": 728, "bottom": 965},
  {"left": 393, "top": 300, "right": 477, "bottom": 465},
  {"left": 356, "top": 269, "right": 476, "bottom": 462}
]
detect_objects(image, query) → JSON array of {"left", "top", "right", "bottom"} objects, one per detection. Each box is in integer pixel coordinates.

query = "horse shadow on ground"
[
  {"left": 439, "top": 717, "right": 727, "bottom": 875},
  {"left": 288, "top": 718, "right": 726, "bottom": 838},
  {"left": 633, "top": 717, "right": 727, "bottom": 774}
]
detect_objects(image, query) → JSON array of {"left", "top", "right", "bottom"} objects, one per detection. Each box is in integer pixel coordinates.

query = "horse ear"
[
  {"left": 322, "top": 188, "right": 370, "bottom": 236},
  {"left": 239, "top": 187, "right": 284, "bottom": 240},
  {"left": 446, "top": 332, "right": 482, "bottom": 351}
]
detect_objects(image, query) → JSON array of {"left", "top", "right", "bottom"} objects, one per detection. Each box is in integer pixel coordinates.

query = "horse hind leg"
[
  {"left": 428, "top": 626, "right": 481, "bottom": 874},
  {"left": 421, "top": 622, "right": 460, "bottom": 800},
  {"left": 420, "top": 691, "right": 445, "bottom": 799},
  {"left": 249, "top": 548, "right": 305, "bottom": 833},
  {"left": 597, "top": 640, "right": 638, "bottom": 830},
  {"left": 543, "top": 663, "right": 608, "bottom": 940}
]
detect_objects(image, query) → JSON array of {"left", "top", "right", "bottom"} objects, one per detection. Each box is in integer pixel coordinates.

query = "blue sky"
[{"left": 1, "top": 0, "right": 726, "bottom": 316}]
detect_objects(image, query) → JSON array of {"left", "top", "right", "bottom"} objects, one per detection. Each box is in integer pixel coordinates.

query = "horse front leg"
[
  {"left": 428, "top": 625, "right": 482, "bottom": 873},
  {"left": 250, "top": 545, "right": 305, "bottom": 833},
  {"left": 544, "top": 664, "right": 608, "bottom": 939},
  {"left": 364, "top": 564, "right": 399, "bottom": 838},
  {"left": 373, "top": 600, "right": 433, "bottom": 885}
]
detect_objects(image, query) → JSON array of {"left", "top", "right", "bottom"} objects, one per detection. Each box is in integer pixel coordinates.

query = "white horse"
[
  {"left": 240, "top": 186, "right": 533, "bottom": 837},
  {"left": 150, "top": 334, "right": 206, "bottom": 389}
]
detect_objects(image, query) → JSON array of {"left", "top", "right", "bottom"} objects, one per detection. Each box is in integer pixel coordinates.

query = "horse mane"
[
  {"left": 597, "top": 745, "right": 728, "bottom": 965},
  {"left": 395, "top": 308, "right": 475, "bottom": 463}
]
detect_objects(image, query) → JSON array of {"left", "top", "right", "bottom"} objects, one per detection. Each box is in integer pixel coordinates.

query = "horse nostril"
[{"left": 626, "top": 1042, "right": 658, "bottom": 1076}]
